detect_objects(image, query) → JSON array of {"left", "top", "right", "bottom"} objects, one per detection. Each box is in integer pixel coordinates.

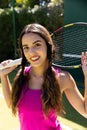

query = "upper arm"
[{"left": 57, "top": 70, "right": 87, "bottom": 118}]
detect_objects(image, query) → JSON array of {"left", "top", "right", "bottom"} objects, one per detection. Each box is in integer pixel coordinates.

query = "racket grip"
[{"left": 0, "top": 58, "right": 22, "bottom": 70}]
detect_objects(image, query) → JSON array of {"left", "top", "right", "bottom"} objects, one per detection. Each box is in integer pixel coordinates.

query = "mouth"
[{"left": 30, "top": 56, "right": 40, "bottom": 62}]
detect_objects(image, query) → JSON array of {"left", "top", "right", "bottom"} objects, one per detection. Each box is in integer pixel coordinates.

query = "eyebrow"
[
  {"left": 22, "top": 40, "right": 42, "bottom": 47},
  {"left": 33, "top": 40, "right": 42, "bottom": 44}
]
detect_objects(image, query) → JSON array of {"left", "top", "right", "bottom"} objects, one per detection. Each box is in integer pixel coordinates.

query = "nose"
[{"left": 29, "top": 47, "right": 35, "bottom": 54}]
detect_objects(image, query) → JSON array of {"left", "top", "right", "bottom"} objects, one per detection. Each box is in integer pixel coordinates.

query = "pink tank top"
[{"left": 17, "top": 66, "right": 62, "bottom": 130}]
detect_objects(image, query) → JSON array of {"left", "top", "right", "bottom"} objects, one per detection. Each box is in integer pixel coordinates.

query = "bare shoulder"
[
  {"left": 58, "top": 69, "right": 71, "bottom": 80},
  {"left": 57, "top": 69, "right": 75, "bottom": 93}
]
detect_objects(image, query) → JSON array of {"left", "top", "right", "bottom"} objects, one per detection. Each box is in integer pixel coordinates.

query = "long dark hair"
[{"left": 11, "top": 23, "right": 62, "bottom": 115}]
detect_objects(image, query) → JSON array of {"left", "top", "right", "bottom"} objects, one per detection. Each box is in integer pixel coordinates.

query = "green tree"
[
  {"left": 15, "top": 0, "right": 54, "bottom": 8},
  {"left": 16, "top": 0, "right": 39, "bottom": 8},
  {"left": 0, "top": 0, "right": 63, "bottom": 9}
]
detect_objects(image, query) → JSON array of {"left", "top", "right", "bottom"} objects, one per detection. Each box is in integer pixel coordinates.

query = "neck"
[
  {"left": 31, "top": 67, "right": 45, "bottom": 78},
  {"left": 30, "top": 62, "right": 48, "bottom": 78}
]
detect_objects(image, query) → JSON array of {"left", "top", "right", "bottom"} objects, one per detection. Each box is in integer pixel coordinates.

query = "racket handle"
[{"left": 0, "top": 58, "right": 22, "bottom": 70}]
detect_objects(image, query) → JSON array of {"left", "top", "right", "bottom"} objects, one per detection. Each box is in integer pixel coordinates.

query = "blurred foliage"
[
  {"left": 0, "top": 8, "right": 14, "bottom": 60},
  {"left": 0, "top": 0, "right": 9, "bottom": 8},
  {"left": 0, "top": 0, "right": 64, "bottom": 8},
  {"left": 0, "top": 1, "right": 64, "bottom": 61},
  {"left": 15, "top": 0, "right": 40, "bottom": 8}
]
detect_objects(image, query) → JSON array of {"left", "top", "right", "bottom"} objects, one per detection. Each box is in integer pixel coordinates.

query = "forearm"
[
  {"left": 84, "top": 76, "right": 87, "bottom": 113},
  {"left": 1, "top": 75, "right": 12, "bottom": 107}
]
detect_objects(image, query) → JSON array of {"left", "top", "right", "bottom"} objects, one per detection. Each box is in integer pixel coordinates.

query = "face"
[{"left": 22, "top": 33, "right": 48, "bottom": 67}]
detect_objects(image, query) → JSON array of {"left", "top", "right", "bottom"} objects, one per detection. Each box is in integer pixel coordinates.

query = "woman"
[{"left": 0, "top": 23, "right": 87, "bottom": 130}]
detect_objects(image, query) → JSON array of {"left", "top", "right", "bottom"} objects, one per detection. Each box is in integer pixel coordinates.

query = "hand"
[
  {"left": 0, "top": 60, "right": 17, "bottom": 77},
  {"left": 81, "top": 52, "right": 87, "bottom": 76}
]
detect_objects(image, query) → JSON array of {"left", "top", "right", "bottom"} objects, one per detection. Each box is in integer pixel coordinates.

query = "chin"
[
  {"left": 30, "top": 59, "right": 48, "bottom": 68},
  {"left": 31, "top": 62, "right": 45, "bottom": 68}
]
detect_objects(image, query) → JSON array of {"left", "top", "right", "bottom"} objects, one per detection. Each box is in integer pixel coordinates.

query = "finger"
[
  {"left": 0, "top": 60, "right": 12, "bottom": 66},
  {"left": 86, "top": 51, "right": 87, "bottom": 59},
  {"left": 81, "top": 52, "right": 87, "bottom": 66},
  {"left": 81, "top": 52, "right": 85, "bottom": 65}
]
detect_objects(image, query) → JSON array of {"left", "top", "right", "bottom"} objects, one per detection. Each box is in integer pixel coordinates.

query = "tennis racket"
[
  {"left": 0, "top": 22, "right": 87, "bottom": 70},
  {"left": 52, "top": 22, "right": 87, "bottom": 69},
  {"left": 0, "top": 58, "right": 22, "bottom": 70}
]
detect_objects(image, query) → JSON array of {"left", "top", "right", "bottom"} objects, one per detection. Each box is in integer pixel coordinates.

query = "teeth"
[{"left": 31, "top": 56, "right": 39, "bottom": 61}]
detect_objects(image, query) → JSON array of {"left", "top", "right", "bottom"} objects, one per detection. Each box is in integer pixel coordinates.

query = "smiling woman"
[
  {"left": 22, "top": 33, "right": 48, "bottom": 68},
  {"left": 0, "top": 23, "right": 87, "bottom": 130}
]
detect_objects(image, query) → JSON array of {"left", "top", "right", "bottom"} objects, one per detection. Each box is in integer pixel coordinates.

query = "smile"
[{"left": 30, "top": 56, "right": 40, "bottom": 61}]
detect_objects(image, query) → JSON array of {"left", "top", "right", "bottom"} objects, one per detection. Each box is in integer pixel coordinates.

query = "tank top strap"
[
  {"left": 52, "top": 66, "right": 60, "bottom": 75},
  {"left": 24, "top": 66, "right": 31, "bottom": 75}
]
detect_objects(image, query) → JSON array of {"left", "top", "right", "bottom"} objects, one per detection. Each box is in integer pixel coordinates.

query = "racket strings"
[
  {"left": 55, "top": 26, "right": 87, "bottom": 52},
  {"left": 53, "top": 24, "right": 87, "bottom": 67}
]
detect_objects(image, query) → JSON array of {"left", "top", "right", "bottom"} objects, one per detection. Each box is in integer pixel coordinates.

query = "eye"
[
  {"left": 23, "top": 46, "right": 29, "bottom": 52},
  {"left": 34, "top": 42, "right": 41, "bottom": 48}
]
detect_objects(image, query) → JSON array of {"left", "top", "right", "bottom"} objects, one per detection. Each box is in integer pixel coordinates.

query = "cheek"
[
  {"left": 23, "top": 52, "right": 29, "bottom": 61},
  {"left": 45, "top": 45, "right": 47, "bottom": 56},
  {"left": 41, "top": 46, "right": 47, "bottom": 58}
]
